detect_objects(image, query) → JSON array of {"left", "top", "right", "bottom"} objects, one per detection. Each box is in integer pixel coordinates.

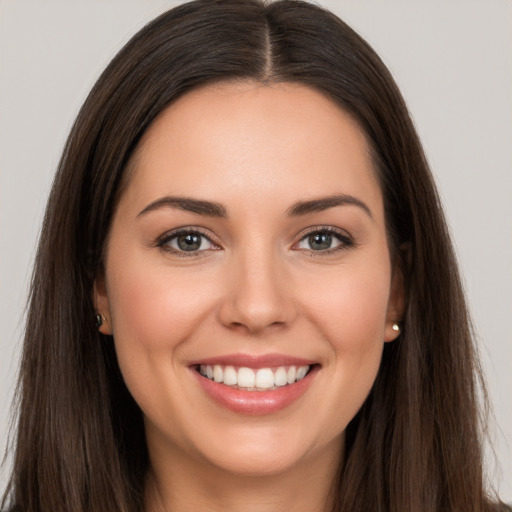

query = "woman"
[{"left": 1, "top": 0, "right": 509, "bottom": 511}]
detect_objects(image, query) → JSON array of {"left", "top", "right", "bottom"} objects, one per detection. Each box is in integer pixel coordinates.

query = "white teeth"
[
  {"left": 286, "top": 366, "right": 296, "bottom": 384},
  {"left": 296, "top": 366, "right": 308, "bottom": 380},
  {"left": 238, "top": 367, "right": 255, "bottom": 388},
  {"left": 223, "top": 365, "right": 237, "bottom": 386},
  {"left": 198, "top": 363, "right": 312, "bottom": 390},
  {"left": 274, "top": 367, "right": 288, "bottom": 387},
  {"left": 255, "top": 368, "right": 275, "bottom": 389},
  {"left": 213, "top": 365, "right": 223, "bottom": 383}
]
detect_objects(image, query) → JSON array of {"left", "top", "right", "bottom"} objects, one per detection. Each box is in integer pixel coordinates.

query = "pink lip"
[
  {"left": 190, "top": 362, "right": 319, "bottom": 416},
  {"left": 189, "top": 352, "right": 316, "bottom": 369}
]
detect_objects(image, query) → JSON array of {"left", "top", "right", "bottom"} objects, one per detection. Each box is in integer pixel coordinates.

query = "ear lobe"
[
  {"left": 384, "top": 248, "right": 407, "bottom": 343},
  {"left": 93, "top": 274, "right": 112, "bottom": 335}
]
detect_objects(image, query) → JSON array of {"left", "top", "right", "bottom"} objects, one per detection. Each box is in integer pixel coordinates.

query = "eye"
[
  {"left": 296, "top": 228, "right": 352, "bottom": 252},
  {"left": 157, "top": 229, "right": 217, "bottom": 254}
]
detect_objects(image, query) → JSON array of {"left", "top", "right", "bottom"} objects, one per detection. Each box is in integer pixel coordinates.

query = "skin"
[{"left": 95, "top": 81, "right": 403, "bottom": 512}]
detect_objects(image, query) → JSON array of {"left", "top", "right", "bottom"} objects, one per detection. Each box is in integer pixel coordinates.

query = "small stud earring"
[
  {"left": 95, "top": 314, "right": 106, "bottom": 328},
  {"left": 392, "top": 323, "right": 400, "bottom": 333}
]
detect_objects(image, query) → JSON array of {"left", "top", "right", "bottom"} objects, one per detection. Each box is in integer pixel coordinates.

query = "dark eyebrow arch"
[
  {"left": 137, "top": 196, "right": 227, "bottom": 218},
  {"left": 286, "top": 194, "right": 373, "bottom": 219}
]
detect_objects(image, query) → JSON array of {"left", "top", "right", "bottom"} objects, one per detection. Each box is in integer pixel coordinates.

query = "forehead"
[{"left": 122, "top": 81, "right": 383, "bottom": 218}]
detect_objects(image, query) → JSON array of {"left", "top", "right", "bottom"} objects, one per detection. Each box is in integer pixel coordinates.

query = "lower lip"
[{"left": 192, "top": 366, "right": 319, "bottom": 415}]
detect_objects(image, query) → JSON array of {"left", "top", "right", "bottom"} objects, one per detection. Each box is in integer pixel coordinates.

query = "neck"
[{"left": 145, "top": 438, "right": 342, "bottom": 512}]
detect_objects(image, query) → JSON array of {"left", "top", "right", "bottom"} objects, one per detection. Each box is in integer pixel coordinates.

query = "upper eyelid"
[
  {"left": 295, "top": 225, "right": 352, "bottom": 241},
  {"left": 155, "top": 227, "right": 218, "bottom": 248},
  {"left": 154, "top": 225, "right": 352, "bottom": 249},
  {"left": 292, "top": 226, "right": 354, "bottom": 253}
]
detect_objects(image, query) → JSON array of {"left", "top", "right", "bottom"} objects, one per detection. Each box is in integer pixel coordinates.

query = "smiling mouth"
[{"left": 196, "top": 364, "right": 313, "bottom": 391}]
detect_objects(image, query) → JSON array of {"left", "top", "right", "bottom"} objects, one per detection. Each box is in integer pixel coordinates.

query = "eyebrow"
[
  {"left": 137, "top": 196, "right": 227, "bottom": 218},
  {"left": 136, "top": 193, "right": 372, "bottom": 220},
  {"left": 286, "top": 194, "right": 373, "bottom": 219}
]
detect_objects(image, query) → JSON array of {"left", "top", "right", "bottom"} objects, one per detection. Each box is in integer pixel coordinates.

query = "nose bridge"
[{"left": 219, "top": 238, "right": 292, "bottom": 333}]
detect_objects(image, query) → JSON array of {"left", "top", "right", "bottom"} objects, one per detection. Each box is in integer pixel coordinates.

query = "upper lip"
[{"left": 188, "top": 353, "right": 317, "bottom": 369}]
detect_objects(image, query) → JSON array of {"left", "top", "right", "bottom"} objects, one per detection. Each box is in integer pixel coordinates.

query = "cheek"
[
  {"left": 104, "top": 253, "right": 225, "bottom": 432},
  {"left": 304, "top": 262, "right": 391, "bottom": 349},
  {"left": 107, "top": 257, "right": 215, "bottom": 350},
  {"left": 104, "top": 249, "right": 221, "bottom": 401},
  {"left": 299, "top": 259, "right": 391, "bottom": 421}
]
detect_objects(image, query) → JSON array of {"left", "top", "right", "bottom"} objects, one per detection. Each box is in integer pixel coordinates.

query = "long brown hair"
[{"left": 2, "top": 1, "right": 507, "bottom": 510}]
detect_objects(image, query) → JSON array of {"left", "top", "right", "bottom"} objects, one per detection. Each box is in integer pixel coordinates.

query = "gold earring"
[
  {"left": 95, "top": 314, "right": 107, "bottom": 328},
  {"left": 392, "top": 323, "right": 400, "bottom": 333}
]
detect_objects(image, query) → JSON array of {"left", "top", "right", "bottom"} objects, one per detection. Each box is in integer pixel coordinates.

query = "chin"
[
  {"left": 202, "top": 444, "right": 311, "bottom": 477},
  {"left": 188, "top": 419, "right": 342, "bottom": 478}
]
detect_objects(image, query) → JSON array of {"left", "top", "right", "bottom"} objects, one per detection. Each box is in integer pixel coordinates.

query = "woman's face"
[{"left": 96, "top": 82, "right": 402, "bottom": 477}]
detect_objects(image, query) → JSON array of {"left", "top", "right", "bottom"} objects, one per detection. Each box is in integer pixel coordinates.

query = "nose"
[{"left": 218, "top": 247, "right": 296, "bottom": 334}]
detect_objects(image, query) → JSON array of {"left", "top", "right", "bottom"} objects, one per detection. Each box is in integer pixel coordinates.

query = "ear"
[
  {"left": 384, "top": 248, "right": 407, "bottom": 343},
  {"left": 94, "top": 272, "right": 113, "bottom": 335}
]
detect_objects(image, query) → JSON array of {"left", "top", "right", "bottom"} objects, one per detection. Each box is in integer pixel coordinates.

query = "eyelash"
[
  {"left": 155, "top": 227, "right": 219, "bottom": 257},
  {"left": 155, "top": 226, "right": 354, "bottom": 256},
  {"left": 294, "top": 226, "right": 354, "bottom": 255}
]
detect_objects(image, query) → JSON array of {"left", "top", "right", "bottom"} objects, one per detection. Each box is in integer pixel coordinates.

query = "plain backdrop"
[{"left": 1, "top": 0, "right": 511, "bottom": 502}]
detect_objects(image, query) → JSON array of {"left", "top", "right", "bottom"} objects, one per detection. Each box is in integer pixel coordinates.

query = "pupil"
[
  {"left": 309, "top": 233, "right": 332, "bottom": 250},
  {"left": 178, "top": 233, "right": 201, "bottom": 251}
]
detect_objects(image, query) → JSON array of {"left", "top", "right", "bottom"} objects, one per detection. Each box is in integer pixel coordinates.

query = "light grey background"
[{"left": 1, "top": 0, "right": 511, "bottom": 501}]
